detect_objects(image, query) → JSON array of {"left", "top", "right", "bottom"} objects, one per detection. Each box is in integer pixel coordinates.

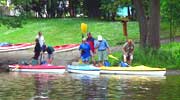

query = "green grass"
[
  {"left": 0, "top": 18, "right": 179, "bottom": 46},
  {"left": 0, "top": 18, "right": 139, "bottom": 46}
]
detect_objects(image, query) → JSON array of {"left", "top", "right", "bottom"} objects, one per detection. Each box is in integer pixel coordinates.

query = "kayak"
[
  {"left": 54, "top": 44, "right": 79, "bottom": 53},
  {"left": 9, "top": 64, "right": 66, "bottom": 73},
  {"left": 0, "top": 43, "right": 79, "bottom": 52},
  {"left": 67, "top": 64, "right": 100, "bottom": 75},
  {"left": 100, "top": 65, "right": 166, "bottom": 76},
  {"left": 0, "top": 43, "right": 34, "bottom": 52}
]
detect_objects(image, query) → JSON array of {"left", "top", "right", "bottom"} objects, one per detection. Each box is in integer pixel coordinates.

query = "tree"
[
  {"left": 100, "top": 0, "right": 122, "bottom": 21},
  {"left": 148, "top": 0, "right": 160, "bottom": 49},
  {"left": 161, "top": 0, "right": 180, "bottom": 41},
  {"left": 84, "top": 0, "right": 100, "bottom": 18},
  {"left": 133, "top": 0, "right": 160, "bottom": 49}
]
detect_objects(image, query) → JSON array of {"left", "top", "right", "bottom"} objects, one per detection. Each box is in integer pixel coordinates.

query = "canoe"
[
  {"left": 67, "top": 65, "right": 100, "bottom": 75},
  {"left": 0, "top": 43, "right": 34, "bottom": 52},
  {"left": 100, "top": 65, "right": 166, "bottom": 76},
  {"left": 9, "top": 64, "right": 66, "bottom": 73},
  {"left": 54, "top": 44, "right": 79, "bottom": 53}
]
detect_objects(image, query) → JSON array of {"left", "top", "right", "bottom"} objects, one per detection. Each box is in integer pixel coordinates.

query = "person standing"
[
  {"left": 122, "top": 39, "right": 135, "bottom": 65},
  {"left": 32, "top": 39, "right": 41, "bottom": 65},
  {"left": 36, "top": 31, "right": 45, "bottom": 49},
  {"left": 94, "top": 35, "right": 110, "bottom": 67},
  {"left": 86, "top": 32, "right": 96, "bottom": 65},
  {"left": 36, "top": 31, "right": 45, "bottom": 63}
]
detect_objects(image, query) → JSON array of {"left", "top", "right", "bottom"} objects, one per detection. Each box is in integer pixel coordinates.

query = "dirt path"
[{"left": 0, "top": 37, "right": 179, "bottom": 69}]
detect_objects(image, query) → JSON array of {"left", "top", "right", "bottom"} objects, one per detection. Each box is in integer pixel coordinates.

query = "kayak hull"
[
  {"left": 54, "top": 44, "right": 79, "bottom": 53},
  {"left": 100, "top": 66, "right": 166, "bottom": 76},
  {"left": 9, "top": 64, "right": 66, "bottom": 74},
  {"left": 68, "top": 69, "right": 100, "bottom": 75},
  {"left": 67, "top": 65, "right": 100, "bottom": 75},
  {"left": 0, "top": 43, "right": 34, "bottom": 52},
  {"left": 10, "top": 68, "right": 65, "bottom": 74},
  {"left": 100, "top": 70, "right": 166, "bottom": 76}
]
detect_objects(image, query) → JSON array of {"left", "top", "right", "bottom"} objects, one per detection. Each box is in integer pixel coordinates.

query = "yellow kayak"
[
  {"left": 100, "top": 65, "right": 166, "bottom": 76},
  {"left": 100, "top": 65, "right": 166, "bottom": 71}
]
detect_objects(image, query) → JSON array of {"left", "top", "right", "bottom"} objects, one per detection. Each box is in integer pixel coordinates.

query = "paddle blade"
[
  {"left": 81, "top": 23, "right": 87, "bottom": 34},
  {"left": 108, "top": 55, "right": 119, "bottom": 61}
]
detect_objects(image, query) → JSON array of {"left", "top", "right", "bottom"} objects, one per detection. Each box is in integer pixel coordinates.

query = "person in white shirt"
[{"left": 36, "top": 31, "right": 45, "bottom": 48}]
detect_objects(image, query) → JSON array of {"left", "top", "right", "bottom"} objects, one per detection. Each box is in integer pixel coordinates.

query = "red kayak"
[
  {"left": 53, "top": 44, "right": 79, "bottom": 52},
  {"left": 0, "top": 43, "right": 34, "bottom": 52},
  {"left": 0, "top": 43, "right": 79, "bottom": 52},
  {"left": 9, "top": 64, "right": 66, "bottom": 73}
]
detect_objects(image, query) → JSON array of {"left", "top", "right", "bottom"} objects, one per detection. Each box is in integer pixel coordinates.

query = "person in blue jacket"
[{"left": 79, "top": 38, "right": 93, "bottom": 64}]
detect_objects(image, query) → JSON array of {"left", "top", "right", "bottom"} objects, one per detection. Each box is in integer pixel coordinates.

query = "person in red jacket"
[{"left": 86, "top": 32, "right": 96, "bottom": 65}]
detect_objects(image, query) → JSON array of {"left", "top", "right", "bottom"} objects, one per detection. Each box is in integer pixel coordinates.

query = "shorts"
[
  {"left": 81, "top": 56, "right": 90, "bottom": 62},
  {"left": 123, "top": 54, "right": 133, "bottom": 60},
  {"left": 98, "top": 50, "right": 108, "bottom": 61}
]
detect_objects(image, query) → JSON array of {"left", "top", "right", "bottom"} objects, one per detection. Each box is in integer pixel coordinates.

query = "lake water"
[{"left": 0, "top": 72, "right": 179, "bottom": 100}]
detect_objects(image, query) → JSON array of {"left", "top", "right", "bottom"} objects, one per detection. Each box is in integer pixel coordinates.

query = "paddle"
[
  {"left": 81, "top": 23, "right": 87, "bottom": 38},
  {"left": 108, "top": 54, "right": 131, "bottom": 67},
  {"left": 108, "top": 54, "right": 119, "bottom": 61}
]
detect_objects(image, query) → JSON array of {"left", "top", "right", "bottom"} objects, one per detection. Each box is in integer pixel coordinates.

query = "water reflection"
[{"left": 0, "top": 72, "right": 180, "bottom": 100}]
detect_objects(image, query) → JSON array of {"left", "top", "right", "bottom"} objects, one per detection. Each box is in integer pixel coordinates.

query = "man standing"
[
  {"left": 36, "top": 31, "right": 45, "bottom": 49},
  {"left": 122, "top": 39, "right": 135, "bottom": 65},
  {"left": 95, "top": 35, "right": 110, "bottom": 67}
]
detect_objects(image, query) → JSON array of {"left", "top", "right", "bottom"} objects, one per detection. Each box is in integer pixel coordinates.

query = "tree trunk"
[
  {"left": 85, "top": 0, "right": 100, "bottom": 18},
  {"left": 133, "top": 0, "right": 148, "bottom": 48},
  {"left": 149, "top": 0, "right": 160, "bottom": 49}
]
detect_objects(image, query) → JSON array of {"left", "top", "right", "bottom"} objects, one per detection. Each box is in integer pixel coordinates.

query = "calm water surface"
[{"left": 0, "top": 72, "right": 180, "bottom": 100}]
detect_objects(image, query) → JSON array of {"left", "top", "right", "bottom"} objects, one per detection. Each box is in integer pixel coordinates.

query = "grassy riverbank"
[
  {"left": 109, "top": 42, "right": 180, "bottom": 69},
  {"left": 0, "top": 18, "right": 179, "bottom": 68}
]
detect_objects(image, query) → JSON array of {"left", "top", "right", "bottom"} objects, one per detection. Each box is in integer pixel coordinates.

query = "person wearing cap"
[
  {"left": 94, "top": 35, "right": 110, "bottom": 67},
  {"left": 79, "top": 38, "right": 93, "bottom": 64},
  {"left": 122, "top": 39, "right": 135, "bottom": 65}
]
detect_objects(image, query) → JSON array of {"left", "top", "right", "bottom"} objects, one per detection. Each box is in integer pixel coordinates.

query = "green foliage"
[
  {"left": 133, "top": 42, "right": 180, "bottom": 69},
  {"left": 0, "top": 16, "right": 24, "bottom": 28},
  {"left": 161, "top": 0, "right": 180, "bottom": 39}
]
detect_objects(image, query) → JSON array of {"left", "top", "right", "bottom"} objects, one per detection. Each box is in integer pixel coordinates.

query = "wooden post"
[{"left": 121, "top": 20, "right": 128, "bottom": 41}]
